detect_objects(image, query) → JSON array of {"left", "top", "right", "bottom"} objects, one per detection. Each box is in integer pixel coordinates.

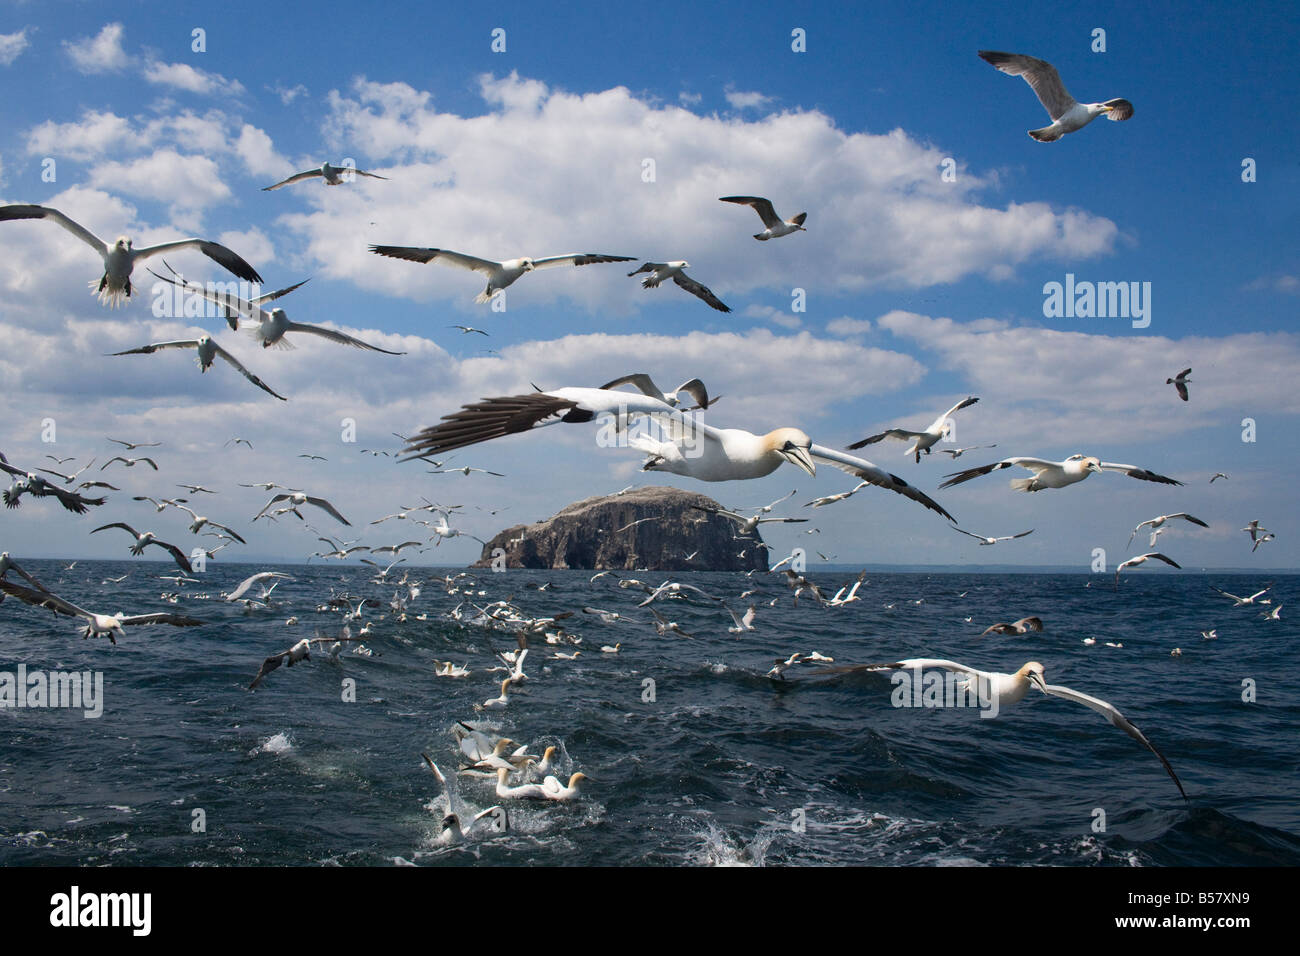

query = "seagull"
[
  {"left": 815, "top": 658, "right": 1184, "bottom": 798},
  {"left": 977, "top": 50, "right": 1134, "bottom": 142},
  {"left": 718, "top": 196, "right": 807, "bottom": 240},
  {"left": 941, "top": 455, "right": 1180, "bottom": 492},
  {"left": 848, "top": 398, "right": 980, "bottom": 463},
  {"left": 369, "top": 245, "right": 634, "bottom": 303},
  {"left": 627, "top": 262, "right": 730, "bottom": 312},
  {"left": 224, "top": 572, "right": 292, "bottom": 603},
  {"left": 939, "top": 444, "right": 998, "bottom": 460},
  {"left": 1166, "top": 368, "right": 1192, "bottom": 402},
  {"left": 1127, "top": 513, "right": 1208, "bottom": 548},
  {"left": 954, "top": 527, "right": 1034, "bottom": 546},
  {"left": 253, "top": 491, "right": 350, "bottom": 525},
  {"left": 599, "top": 373, "right": 716, "bottom": 410},
  {"left": 1114, "top": 553, "right": 1182, "bottom": 588},
  {"left": 111, "top": 336, "right": 287, "bottom": 400},
  {"left": 150, "top": 263, "right": 402, "bottom": 354},
  {"left": 90, "top": 523, "right": 194, "bottom": 573},
  {"left": 1210, "top": 585, "right": 1272, "bottom": 607},
  {"left": 0, "top": 579, "right": 202, "bottom": 643},
  {"left": 248, "top": 634, "right": 363, "bottom": 689},
  {"left": 262, "top": 162, "right": 388, "bottom": 191},
  {"left": 980, "top": 616, "right": 1043, "bottom": 636},
  {"left": 0, "top": 203, "right": 262, "bottom": 306},
  {"left": 400, "top": 387, "right": 954, "bottom": 520}
]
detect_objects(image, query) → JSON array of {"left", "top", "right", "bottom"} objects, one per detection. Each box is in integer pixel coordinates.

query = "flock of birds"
[{"left": 0, "top": 48, "right": 1281, "bottom": 846}]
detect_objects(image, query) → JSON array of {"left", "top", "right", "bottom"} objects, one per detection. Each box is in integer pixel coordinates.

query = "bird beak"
[
  {"left": 1027, "top": 672, "right": 1047, "bottom": 693},
  {"left": 783, "top": 446, "right": 817, "bottom": 477}
]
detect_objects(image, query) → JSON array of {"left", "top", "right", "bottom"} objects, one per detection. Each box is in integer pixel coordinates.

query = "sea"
[{"left": 1, "top": 560, "right": 1296, "bottom": 867}]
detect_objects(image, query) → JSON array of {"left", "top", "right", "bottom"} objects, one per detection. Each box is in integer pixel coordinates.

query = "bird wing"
[
  {"left": 208, "top": 522, "right": 246, "bottom": 544},
  {"left": 671, "top": 271, "right": 731, "bottom": 312},
  {"left": 627, "top": 262, "right": 661, "bottom": 276},
  {"left": 977, "top": 50, "right": 1077, "bottom": 120},
  {"left": 1032, "top": 678, "right": 1186, "bottom": 799},
  {"left": 0, "top": 204, "right": 107, "bottom": 256},
  {"left": 1175, "top": 381, "right": 1189, "bottom": 401},
  {"left": 306, "top": 496, "right": 351, "bottom": 526},
  {"left": 1140, "top": 552, "right": 1182, "bottom": 569},
  {"left": 253, "top": 494, "right": 292, "bottom": 521},
  {"left": 261, "top": 169, "right": 324, "bottom": 191},
  {"left": 939, "top": 396, "right": 980, "bottom": 421},
  {"left": 0, "top": 579, "right": 93, "bottom": 618},
  {"left": 809, "top": 444, "right": 955, "bottom": 522},
  {"left": 111, "top": 340, "right": 200, "bottom": 356},
  {"left": 148, "top": 539, "right": 194, "bottom": 574},
  {"left": 282, "top": 321, "right": 404, "bottom": 354},
  {"left": 1097, "top": 462, "right": 1182, "bottom": 485},
  {"left": 846, "top": 429, "right": 927, "bottom": 449},
  {"left": 952, "top": 527, "right": 987, "bottom": 541},
  {"left": 248, "top": 652, "right": 288, "bottom": 689},
  {"left": 91, "top": 521, "right": 140, "bottom": 538},
  {"left": 1170, "top": 513, "right": 1209, "bottom": 528},
  {"left": 353, "top": 169, "right": 388, "bottom": 181},
  {"left": 147, "top": 262, "right": 257, "bottom": 324},
  {"left": 369, "top": 246, "right": 499, "bottom": 276},
  {"left": 1014, "top": 616, "right": 1043, "bottom": 631},
  {"left": 250, "top": 277, "right": 311, "bottom": 306},
  {"left": 209, "top": 341, "right": 288, "bottom": 401},
  {"left": 598, "top": 373, "right": 662, "bottom": 399},
  {"left": 675, "top": 378, "right": 712, "bottom": 410},
  {"left": 118, "top": 612, "right": 204, "bottom": 628},
  {"left": 719, "top": 196, "right": 781, "bottom": 229},
  {"left": 529, "top": 253, "right": 636, "bottom": 270},
  {"left": 131, "top": 239, "right": 263, "bottom": 284},
  {"left": 939, "top": 457, "right": 1056, "bottom": 489}
]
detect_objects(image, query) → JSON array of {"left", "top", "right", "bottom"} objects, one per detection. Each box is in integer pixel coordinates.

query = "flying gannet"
[
  {"left": 0, "top": 578, "right": 202, "bottom": 643},
  {"left": 718, "top": 196, "right": 807, "bottom": 240},
  {"left": 400, "top": 387, "right": 954, "bottom": 521},
  {"left": 262, "top": 162, "right": 388, "bottom": 191},
  {"left": 248, "top": 633, "right": 363, "bottom": 689},
  {"left": 940, "top": 455, "right": 1180, "bottom": 492},
  {"left": 954, "top": 527, "right": 1034, "bottom": 546},
  {"left": 1127, "top": 513, "right": 1208, "bottom": 548},
  {"left": 627, "top": 262, "right": 730, "bottom": 312},
  {"left": 980, "top": 616, "right": 1043, "bottom": 636},
  {"left": 977, "top": 50, "right": 1134, "bottom": 142},
  {"left": 111, "top": 336, "right": 287, "bottom": 400},
  {"left": 848, "top": 397, "right": 979, "bottom": 463},
  {"left": 0, "top": 455, "right": 105, "bottom": 513},
  {"left": 253, "top": 491, "right": 350, "bottom": 525},
  {"left": 369, "top": 245, "right": 635, "bottom": 303},
  {"left": 0, "top": 203, "right": 262, "bottom": 306},
  {"left": 1114, "top": 552, "right": 1181, "bottom": 588},
  {"left": 90, "top": 523, "right": 195, "bottom": 573}
]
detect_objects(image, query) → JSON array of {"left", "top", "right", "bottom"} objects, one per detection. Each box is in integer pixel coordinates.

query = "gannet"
[
  {"left": 599, "top": 373, "right": 716, "bottom": 410},
  {"left": 91, "top": 522, "right": 194, "bottom": 573},
  {"left": 1260, "top": 604, "right": 1282, "bottom": 621},
  {"left": 804, "top": 481, "right": 870, "bottom": 508},
  {"left": 481, "top": 678, "right": 511, "bottom": 710},
  {"left": 107, "top": 438, "right": 162, "bottom": 451},
  {"left": 0, "top": 455, "right": 106, "bottom": 513},
  {"left": 248, "top": 634, "right": 362, "bottom": 689},
  {"left": 1200, "top": 629, "right": 1217, "bottom": 640},
  {"left": 1241, "top": 520, "right": 1270, "bottom": 543},
  {"left": 401, "top": 387, "right": 954, "bottom": 520},
  {"left": 848, "top": 397, "right": 979, "bottom": 463},
  {"left": 434, "top": 660, "right": 470, "bottom": 677},
  {"left": 828, "top": 571, "right": 866, "bottom": 607},
  {"left": 816, "top": 658, "right": 1185, "bottom": 798},
  {"left": 1253, "top": 533, "right": 1275, "bottom": 553},
  {"left": 0, "top": 203, "right": 262, "bottom": 306},
  {"left": 111, "top": 336, "right": 286, "bottom": 400},
  {"left": 766, "top": 653, "right": 803, "bottom": 679},
  {"left": 540, "top": 772, "right": 588, "bottom": 801},
  {"left": 600, "top": 642, "right": 622, "bottom": 653},
  {"left": 724, "top": 604, "right": 757, "bottom": 632},
  {"left": 938, "top": 444, "right": 997, "bottom": 460},
  {"left": 175, "top": 484, "right": 217, "bottom": 495},
  {"left": 262, "top": 162, "right": 388, "bottom": 191},
  {"left": 369, "top": 244, "right": 634, "bottom": 303},
  {"left": 36, "top": 459, "right": 98, "bottom": 485},
  {"left": 101, "top": 456, "right": 158, "bottom": 472},
  {"left": 648, "top": 607, "right": 692, "bottom": 638},
  {"left": 977, "top": 50, "right": 1134, "bottom": 142},
  {"left": 718, "top": 196, "right": 807, "bottom": 240},
  {"left": 941, "top": 454, "right": 1180, "bottom": 492},
  {"left": 690, "top": 503, "right": 808, "bottom": 535},
  {"left": 980, "top": 616, "right": 1043, "bottom": 636},
  {"left": 175, "top": 504, "right": 246, "bottom": 543},
  {"left": 450, "top": 325, "right": 489, "bottom": 336},
  {"left": 495, "top": 767, "right": 548, "bottom": 800},
  {"left": 1166, "top": 368, "right": 1192, "bottom": 402},
  {"left": 224, "top": 572, "right": 292, "bottom": 602},
  {"left": 253, "top": 491, "right": 350, "bottom": 525},
  {"left": 1114, "top": 552, "right": 1181, "bottom": 588},
  {"left": 953, "top": 527, "right": 1034, "bottom": 546},
  {"left": 0, "top": 579, "right": 202, "bottom": 643},
  {"left": 1127, "top": 513, "right": 1208, "bottom": 548},
  {"left": 1210, "top": 473, "right": 1229, "bottom": 483},
  {"left": 627, "top": 262, "right": 730, "bottom": 312}
]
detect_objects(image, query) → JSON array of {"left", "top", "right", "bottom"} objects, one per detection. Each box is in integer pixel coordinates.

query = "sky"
[{"left": 0, "top": 0, "right": 1296, "bottom": 571}]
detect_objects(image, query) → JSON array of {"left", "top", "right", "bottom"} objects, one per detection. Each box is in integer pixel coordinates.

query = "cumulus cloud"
[
  {"left": 63, "top": 23, "right": 129, "bottom": 74},
  {"left": 141, "top": 59, "right": 246, "bottom": 99},
  {"left": 724, "top": 89, "right": 773, "bottom": 111},
  {"left": 0, "top": 28, "right": 31, "bottom": 66}
]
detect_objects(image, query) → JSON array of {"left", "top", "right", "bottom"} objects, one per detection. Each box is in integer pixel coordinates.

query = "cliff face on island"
[{"left": 472, "top": 486, "right": 767, "bottom": 571}]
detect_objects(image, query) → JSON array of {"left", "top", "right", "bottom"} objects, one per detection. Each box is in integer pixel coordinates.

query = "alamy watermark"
[
  {"left": 0, "top": 665, "right": 103, "bottom": 718},
  {"left": 1042, "top": 273, "right": 1151, "bottom": 329},
  {"left": 891, "top": 664, "right": 999, "bottom": 718}
]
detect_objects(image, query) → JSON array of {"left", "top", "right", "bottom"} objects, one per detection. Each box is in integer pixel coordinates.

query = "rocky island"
[{"left": 472, "top": 485, "right": 767, "bottom": 571}]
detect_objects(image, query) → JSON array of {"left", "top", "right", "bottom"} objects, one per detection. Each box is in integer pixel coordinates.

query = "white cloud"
[
  {"left": 270, "top": 82, "right": 308, "bottom": 105},
  {"left": 826, "top": 316, "right": 873, "bottom": 336},
  {"left": 26, "top": 110, "right": 136, "bottom": 161},
  {"left": 0, "top": 28, "right": 31, "bottom": 66},
  {"left": 743, "top": 304, "right": 801, "bottom": 329},
  {"left": 724, "top": 89, "right": 772, "bottom": 111},
  {"left": 63, "top": 23, "right": 129, "bottom": 74},
  {"left": 141, "top": 59, "right": 246, "bottom": 99},
  {"left": 85, "top": 149, "right": 231, "bottom": 219}
]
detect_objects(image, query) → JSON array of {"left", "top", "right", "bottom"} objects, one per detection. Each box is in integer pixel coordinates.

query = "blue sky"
[{"left": 0, "top": 0, "right": 1295, "bottom": 571}]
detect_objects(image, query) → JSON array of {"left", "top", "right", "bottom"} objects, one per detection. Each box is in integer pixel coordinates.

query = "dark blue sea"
[{"left": 1, "top": 561, "right": 1297, "bottom": 866}]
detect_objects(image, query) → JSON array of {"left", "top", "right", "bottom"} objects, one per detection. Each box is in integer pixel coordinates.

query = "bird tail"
[
  {"left": 475, "top": 290, "right": 493, "bottom": 304},
  {"left": 1009, "top": 477, "right": 1038, "bottom": 492},
  {"left": 1028, "top": 126, "right": 1061, "bottom": 143},
  {"left": 753, "top": 233, "right": 769, "bottom": 241}
]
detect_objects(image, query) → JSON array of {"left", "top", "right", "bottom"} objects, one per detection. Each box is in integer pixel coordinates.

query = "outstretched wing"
[
  {"left": 810, "top": 445, "right": 955, "bottom": 522},
  {"left": 369, "top": 246, "right": 500, "bottom": 276},
  {"left": 529, "top": 253, "right": 636, "bottom": 270},
  {"left": 672, "top": 271, "right": 731, "bottom": 312},
  {"left": 262, "top": 169, "right": 324, "bottom": 191},
  {"left": 111, "top": 340, "right": 200, "bottom": 356},
  {"left": 210, "top": 341, "right": 288, "bottom": 401},
  {"left": 132, "top": 239, "right": 263, "bottom": 284},
  {"left": 1097, "top": 462, "right": 1182, "bottom": 485},
  {"left": 846, "top": 429, "right": 926, "bottom": 450},
  {"left": 283, "top": 321, "right": 405, "bottom": 354},
  {"left": 939, "top": 457, "right": 1056, "bottom": 489},
  {"left": 0, "top": 204, "right": 108, "bottom": 256},
  {"left": 719, "top": 196, "right": 781, "bottom": 229},
  {"left": 977, "top": 51, "right": 1077, "bottom": 120}
]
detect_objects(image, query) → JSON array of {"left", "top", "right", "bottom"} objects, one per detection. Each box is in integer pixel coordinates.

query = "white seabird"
[
  {"left": 980, "top": 616, "right": 1043, "bottom": 636},
  {"left": 1127, "top": 513, "right": 1208, "bottom": 548},
  {"left": 0, "top": 203, "right": 262, "bottom": 306},
  {"left": 111, "top": 336, "right": 287, "bottom": 400},
  {"left": 977, "top": 50, "right": 1134, "bottom": 142},
  {"left": 953, "top": 527, "right": 1034, "bottom": 546},
  {"left": 0, "top": 578, "right": 202, "bottom": 643},
  {"left": 262, "top": 162, "right": 388, "bottom": 191},
  {"left": 400, "top": 387, "right": 955, "bottom": 521},
  {"left": 224, "top": 572, "right": 293, "bottom": 603},
  {"left": 248, "top": 633, "right": 362, "bottom": 689},
  {"left": 848, "top": 397, "right": 979, "bottom": 463},
  {"left": 627, "top": 262, "right": 730, "bottom": 312},
  {"left": 90, "top": 522, "right": 194, "bottom": 573},
  {"left": 718, "top": 196, "right": 807, "bottom": 240},
  {"left": 1114, "top": 552, "right": 1181, "bottom": 588},
  {"left": 368, "top": 245, "right": 634, "bottom": 303},
  {"left": 1210, "top": 585, "right": 1271, "bottom": 607},
  {"left": 599, "top": 373, "right": 716, "bottom": 410},
  {"left": 253, "top": 491, "right": 350, "bottom": 526},
  {"left": 941, "top": 454, "right": 1180, "bottom": 492}
]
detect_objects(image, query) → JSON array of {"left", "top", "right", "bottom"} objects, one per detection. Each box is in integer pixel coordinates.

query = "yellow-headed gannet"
[
  {"left": 111, "top": 336, "right": 287, "bottom": 400},
  {"left": 369, "top": 245, "right": 634, "bottom": 303},
  {"left": 627, "top": 262, "right": 730, "bottom": 312},
  {"left": 849, "top": 397, "right": 979, "bottom": 463},
  {"left": 262, "top": 162, "right": 388, "bottom": 191},
  {"left": 941, "top": 454, "right": 1180, "bottom": 492},
  {"left": 0, "top": 579, "right": 203, "bottom": 644}
]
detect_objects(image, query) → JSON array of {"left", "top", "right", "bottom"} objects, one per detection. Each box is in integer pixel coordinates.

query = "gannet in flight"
[
  {"left": 224, "top": 572, "right": 293, "bottom": 603},
  {"left": 0, "top": 456, "right": 105, "bottom": 513},
  {"left": 174, "top": 504, "right": 246, "bottom": 543},
  {"left": 248, "top": 634, "right": 362, "bottom": 689},
  {"left": 627, "top": 262, "right": 730, "bottom": 312},
  {"left": 90, "top": 522, "right": 195, "bottom": 573},
  {"left": 111, "top": 336, "right": 287, "bottom": 400},
  {"left": 848, "top": 397, "right": 979, "bottom": 463},
  {"left": 253, "top": 491, "right": 350, "bottom": 525},
  {"left": 400, "top": 387, "right": 954, "bottom": 520},
  {"left": 107, "top": 439, "right": 162, "bottom": 451},
  {"left": 980, "top": 616, "right": 1043, "bottom": 636},
  {"left": 262, "top": 162, "right": 388, "bottom": 191},
  {"left": 718, "top": 196, "right": 807, "bottom": 240},
  {"left": 941, "top": 455, "right": 1180, "bottom": 492},
  {"left": 1209, "top": 585, "right": 1272, "bottom": 606},
  {"left": 1209, "top": 473, "right": 1228, "bottom": 483},
  {"left": 953, "top": 527, "right": 1034, "bottom": 546},
  {"left": 0, "top": 203, "right": 262, "bottom": 306},
  {"left": 690, "top": 503, "right": 807, "bottom": 535},
  {"left": 1127, "top": 513, "right": 1208, "bottom": 548},
  {"left": 1166, "top": 368, "right": 1192, "bottom": 402},
  {"left": 1242, "top": 520, "right": 1270, "bottom": 543},
  {"left": 977, "top": 50, "right": 1134, "bottom": 142},
  {"left": 1252, "top": 533, "right": 1275, "bottom": 553},
  {"left": 599, "top": 373, "right": 716, "bottom": 410},
  {"left": 804, "top": 481, "right": 870, "bottom": 508},
  {"left": 0, "top": 579, "right": 203, "bottom": 643},
  {"left": 368, "top": 245, "right": 634, "bottom": 303},
  {"left": 1114, "top": 552, "right": 1181, "bottom": 588},
  {"left": 938, "top": 443, "right": 998, "bottom": 460},
  {"left": 810, "top": 658, "right": 1185, "bottom": 798},
  {"left": 101, "top": 456, "right": 158, "bottom": 472}
]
